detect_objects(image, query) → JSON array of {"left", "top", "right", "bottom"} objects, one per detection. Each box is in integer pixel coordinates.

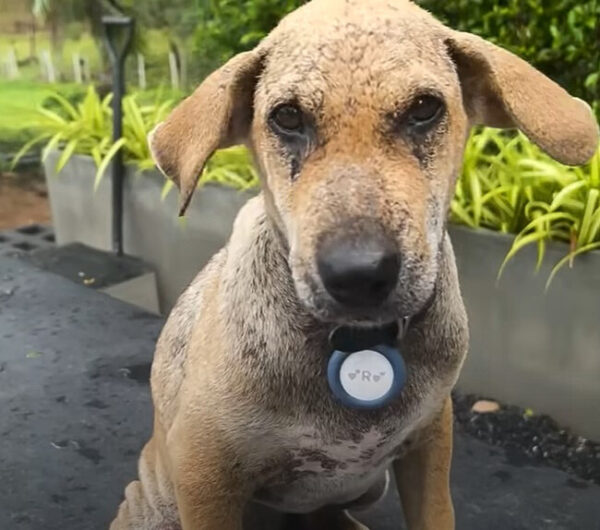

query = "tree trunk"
[
  {"left": 29, "top": 14, "right": 37, "bottom": 58},
  {"left": 48, "top": 9, "right": 61, "bottom": 55}
]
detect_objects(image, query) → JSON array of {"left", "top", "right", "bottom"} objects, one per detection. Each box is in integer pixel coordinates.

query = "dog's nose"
[{"left": 317, "top": 233, "right": 400, "bottom": 308}]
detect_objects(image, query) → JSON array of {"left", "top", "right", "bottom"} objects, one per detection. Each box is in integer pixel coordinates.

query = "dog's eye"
[
  {"left": 406, "top": 95, "right": 444, "bottom": 128},
  {"left": 271, "top": 104, "right": 303, "bottom": 132}
]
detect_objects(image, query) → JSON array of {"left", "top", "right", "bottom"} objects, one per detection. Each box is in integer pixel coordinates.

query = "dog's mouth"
[
  {"left": 306, "top": 293, "right": 404, "bottom": 327},
  {"left": 291, "top": 255, "right": 439, "bottom": 327},
  {"left": 294, "top": 271, "right": 432, "bottom": 328},
  {"left": 289, "top": 224, "right": 440, "bottom": 327}
]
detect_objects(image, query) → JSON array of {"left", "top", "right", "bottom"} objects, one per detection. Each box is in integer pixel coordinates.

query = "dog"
[{"left": 110, "top": 1, "right": 599, "bottom": 528}]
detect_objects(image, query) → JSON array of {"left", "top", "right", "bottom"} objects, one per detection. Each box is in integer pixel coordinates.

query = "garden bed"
[
  {"left": 453, "top": 393, "right": 600, "bottom": 486},
  {"left": 450, "top": 225, "right": 600, "bottom": 441}
]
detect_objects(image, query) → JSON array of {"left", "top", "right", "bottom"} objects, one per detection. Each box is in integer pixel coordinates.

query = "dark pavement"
[{"left": 1, "top": 256, "right": 599, "bottom": 530}]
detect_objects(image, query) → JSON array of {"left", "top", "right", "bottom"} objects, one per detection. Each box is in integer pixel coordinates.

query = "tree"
[
  {"left": 120, "top": 0, "right": 204, "bottom": 85},
  {"left": 31, "top": 0, "right": 61, "bottom": 52}
]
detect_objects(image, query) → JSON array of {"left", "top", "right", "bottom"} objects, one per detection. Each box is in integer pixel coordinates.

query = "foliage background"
[
  {"left": 2, "top": 0, "right": 600, "bottom": 274},
  {"left": 191, "top": 0, "right": 599, "bottom": 112},
  {"left": 4, "top": 1, "right": 598, "bottom": 107},
  {"left": 418, "top": 0, "right": 600, "bottom": 117}
]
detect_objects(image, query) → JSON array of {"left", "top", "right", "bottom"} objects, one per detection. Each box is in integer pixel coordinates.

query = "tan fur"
[
  {"left": 116, "top": 1, "right": 599, "bottom": 529},
  {"left": 395, "top": 398, "right": 455, "bottom": 530}
]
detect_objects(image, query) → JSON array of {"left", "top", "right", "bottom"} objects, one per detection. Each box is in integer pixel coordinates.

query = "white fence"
[{"left": 2, "top": 47, "right": 182, "bottom": 89}]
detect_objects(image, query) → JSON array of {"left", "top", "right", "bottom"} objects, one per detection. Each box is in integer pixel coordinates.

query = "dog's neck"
[
  {"left": 260, "top": 183, "right": 291, "bottom": 252},
  {"left": 215, "top": 194, "right": 468, "bottom": 419}
]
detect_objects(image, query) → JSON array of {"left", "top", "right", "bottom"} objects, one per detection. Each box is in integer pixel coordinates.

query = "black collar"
[
  {"left": 328, "top": 288, "right": 437, "bottom": 353},
  {"left": 329, "top": 320, "right": 406, "bottom": 352}
]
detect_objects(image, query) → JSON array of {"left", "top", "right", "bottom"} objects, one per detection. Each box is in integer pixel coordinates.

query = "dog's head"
[{"left": 150, "top": 0, "right": 599, "bottom": 325}]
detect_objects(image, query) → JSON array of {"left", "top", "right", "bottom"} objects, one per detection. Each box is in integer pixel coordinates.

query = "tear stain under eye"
[
  {"left": 290, "top": 157, "right": 300, "bottom": 181},
  {"left": 411, "top": 125, "right": 446, "bottom": 171}
]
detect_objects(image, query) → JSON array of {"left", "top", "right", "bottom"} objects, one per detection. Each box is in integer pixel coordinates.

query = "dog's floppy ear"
[
  {"left": 149, "top": 49, "right": 265, "bottom": 215},
  {"left": 445, "top": 31, "right": 599, "bottom": 166}
]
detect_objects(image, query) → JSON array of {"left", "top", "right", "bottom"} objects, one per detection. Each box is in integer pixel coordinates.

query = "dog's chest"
[
  {"left": 245, "top": 345, "right": 451, "bottom": 513},
  {"left": 252, "top": 422, "right": 410, "bottom": 513}
]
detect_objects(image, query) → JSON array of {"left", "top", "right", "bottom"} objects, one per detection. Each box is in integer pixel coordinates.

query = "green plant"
[
  {"left": 11, "top": 84, "right": 174, "bottom": 187},
  {"left": 160, "top": 146, "right": 259, "bottom": 199},
  {"left": 13, "top": 85, "right": 120, "bottom": 185},
  {"left": 10, "top": 84, "right": 259, "bottom": 194},
  {"left": 0, "top": 81, "right": 86, "bottom": 157},
  {"left": 417, "top": 0, "right": 600, "bottom": 117},
  {"left": 452, "top": 128, "right": 600, "bottom": 285}
]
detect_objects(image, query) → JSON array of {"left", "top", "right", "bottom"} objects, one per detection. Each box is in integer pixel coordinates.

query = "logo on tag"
[{"left": 339, "top": 350, "right": 394, "bottom": 402}]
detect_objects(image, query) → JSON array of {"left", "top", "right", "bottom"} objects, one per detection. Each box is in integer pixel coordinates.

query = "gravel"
[{"left": 453, "top": 393, "right": 600, "bottom": 486}]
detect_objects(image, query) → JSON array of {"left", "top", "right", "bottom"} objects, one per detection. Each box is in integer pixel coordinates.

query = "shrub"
[
  {"left": 417, "top": 0, "right": 600, "bottom": 115},
  {"left": 193, "top": 0, "right": 306, "bottom": 73},
  {"left": 453, "top": 129, "right": 600, "bottom": 283},
  {"left": 190, "top": 0, "right": 598, "bottom": 113}
]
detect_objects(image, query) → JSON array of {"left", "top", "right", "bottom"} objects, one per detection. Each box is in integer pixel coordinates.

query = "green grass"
[
  {"left": 0, "top": 80, "right": 84, "bottom": 125},
  {"left": 0, "top": 80, "right": 85, "bottom": 156}
]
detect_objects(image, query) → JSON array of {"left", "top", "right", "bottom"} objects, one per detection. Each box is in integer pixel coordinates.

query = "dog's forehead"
[
  {"left": 258, "top": 3, "right": 454, "bottom": 111},
  {"left": 275, "top": 0, "right": 429, "bottom": 27}
]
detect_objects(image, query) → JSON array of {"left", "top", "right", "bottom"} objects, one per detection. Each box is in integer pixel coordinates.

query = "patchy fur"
[{"left": 114, "top": 1, "right": 599, "bottom": 529}]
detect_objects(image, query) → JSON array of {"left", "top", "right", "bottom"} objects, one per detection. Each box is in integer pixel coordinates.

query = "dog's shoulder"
[
  {"left": 150, "top": 195, "right": 268, "bottom": 423},
  {"left": 150, "top": 250, "right": 223, "bottom": 421}
]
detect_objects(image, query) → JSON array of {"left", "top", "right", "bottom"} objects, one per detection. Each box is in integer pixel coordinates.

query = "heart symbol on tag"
[
  {"left": 373, "top": 375, "right": 381, "bottom": 382},
  {"left": 348, "top": 372, "right": 357, "bottom": 381}
]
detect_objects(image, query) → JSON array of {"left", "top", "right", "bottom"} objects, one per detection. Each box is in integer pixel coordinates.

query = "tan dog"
[{"left": 110, "top": 1, "right": 599, "bottom": 529}]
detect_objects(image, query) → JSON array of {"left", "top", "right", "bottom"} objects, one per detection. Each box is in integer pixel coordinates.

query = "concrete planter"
[
  {"left": 44, "top": 151, "right": 254, "bottom": 312},
  {"left": 449, "top": 225, "right": 600, "bottom": 440}
]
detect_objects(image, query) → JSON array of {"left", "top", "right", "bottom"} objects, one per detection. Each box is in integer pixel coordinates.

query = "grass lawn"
[{"left": 0, "top": 80, "right": 85, "bottom": 164}]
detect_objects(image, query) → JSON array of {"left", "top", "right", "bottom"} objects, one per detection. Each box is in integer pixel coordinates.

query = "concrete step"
[{"left": 1, "top": 225, "right": 160, "bottom": 314}]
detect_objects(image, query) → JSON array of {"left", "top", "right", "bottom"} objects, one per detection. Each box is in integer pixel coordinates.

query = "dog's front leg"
[
  {"left": 176, "top": 490, "right": 245, "bottom": 530},
  {"left": 173, "top": 459, "right": 248, "bottom": 530},
  {"left": 170, "top": 422, "right": 250, "bottom": 530},
  {"left": 393, "top": 398, "right": 454, "bottom": 530}
]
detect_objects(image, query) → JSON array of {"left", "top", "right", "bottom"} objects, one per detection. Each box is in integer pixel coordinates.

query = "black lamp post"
[{"left": 102, "top": 15, "right": 134, "bottom": 256}]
